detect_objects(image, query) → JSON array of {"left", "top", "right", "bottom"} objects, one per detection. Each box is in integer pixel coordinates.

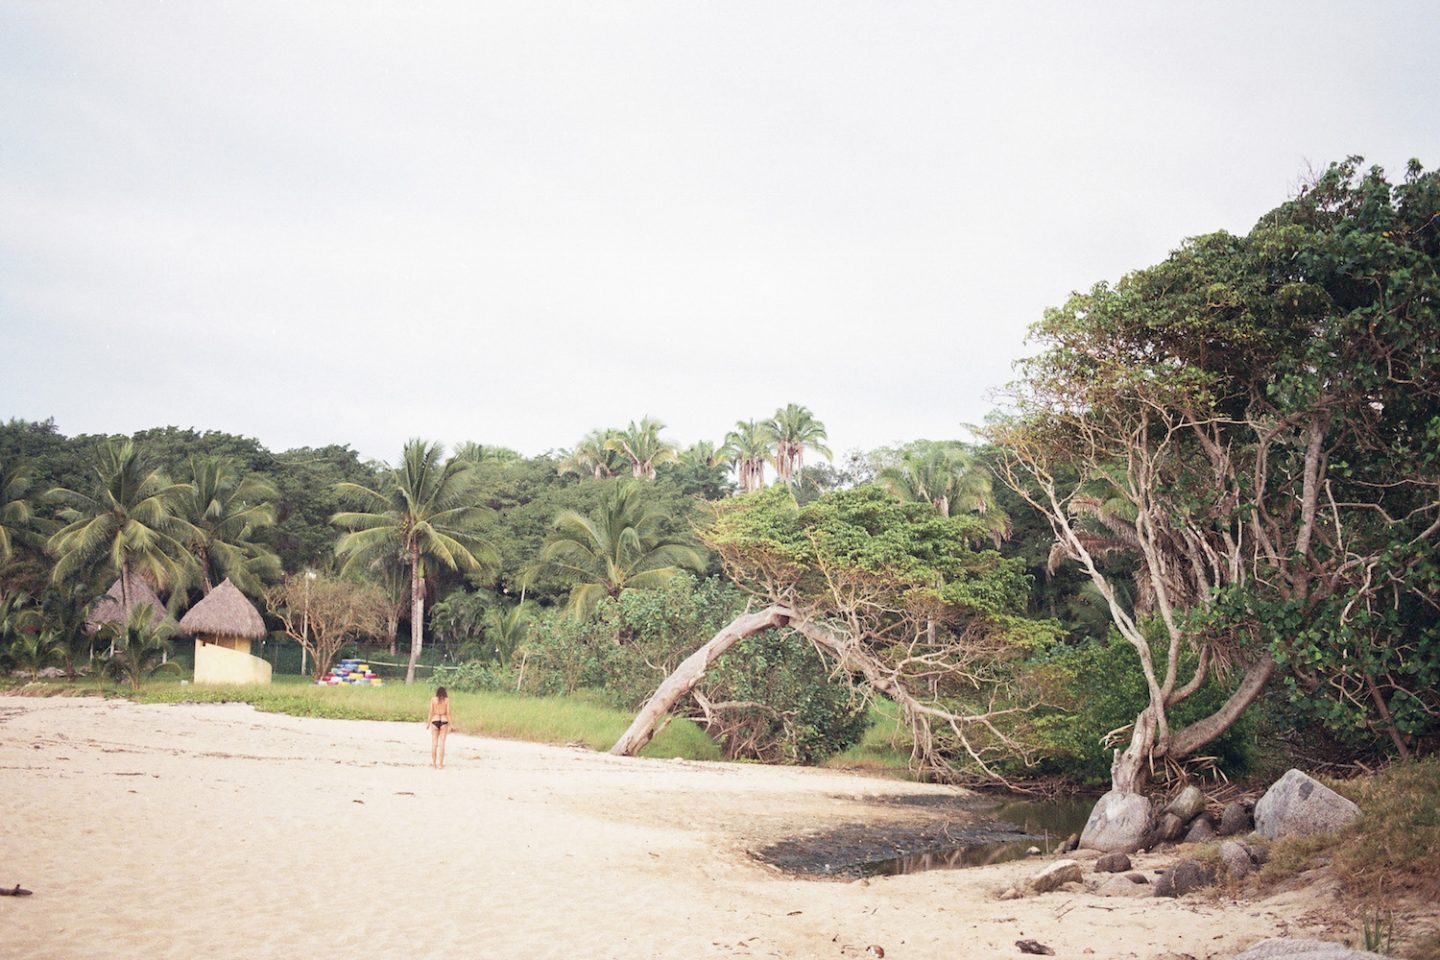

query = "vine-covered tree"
[
  {"left": 332, "top": 440, "right": 499, "bottom": 683},
  {"left": 612, "top": 486, "right": 1056, "bottom": 784},
  {"left": 991, "top": 158, "right": 1440, "bottom": 804}
]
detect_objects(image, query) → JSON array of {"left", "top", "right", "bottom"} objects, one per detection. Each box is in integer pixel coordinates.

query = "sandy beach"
[{"left": 1, "top": 695, "right": 1343, "bottom": 960}]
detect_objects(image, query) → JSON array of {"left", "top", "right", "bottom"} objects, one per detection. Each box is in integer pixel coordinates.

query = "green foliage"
[
  {"left": 707, "top": 629, "right": 870, "bottom": 764},
  {"left": 527, "top": 481, "right": 706, "bottom": 618},
  {"left": 99, "top": 602, "right": 180, "bottom": 690},
  {"left": 126, "top": 676, "right": 720, "bottom": 760},
  {"left": 1027, "top": 630, "right": 1254, "bottom": 785}
]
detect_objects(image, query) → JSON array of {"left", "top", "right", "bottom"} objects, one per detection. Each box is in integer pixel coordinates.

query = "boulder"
[
  {"left": 1153, "top": 859, "right": 1215, "bottom": 898},
  {"left": 1183, "top": 814, "right": 1216, "bottom": 843},
  {"left": 1094, "top": 852, "right": 1133, "bottom": 873},
  {"left": 1057, "top": 832, "right": 1079, "bottom": 854},
  {"left": 1254, "top": 770, "right": 1360, "bottom": 840},
  {"left": 1231, "top": 938, "right": 1387, "bottom": 960},
  {"left": 1220, "top": 840, "right": 1254, "bottom": 880},
  {"left": 1156, "top": 812, "right": 1188, "bottom": 842},
  {"left": 1028, "top": 859, "right": 1083, "bottom": 893},
  {"left": 1079, "top": 791, "right": 1152, "bottom": 853},
  {"left": 1096, "top": 874, "right": 1152, "bottom": 898},
  {"left": 1219, "top": 800, "right": 1253, "bottom": 836},
  {"left": 1124, "top": 871, "right": 1149, "bottom": 884},
  {"left": 1166, "top": 785, "right": 1207, "bottom": 822}
]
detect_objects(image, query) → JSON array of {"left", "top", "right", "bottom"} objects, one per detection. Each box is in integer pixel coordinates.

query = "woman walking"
[{"left": 427, "top": 686, "right": 451, "bottom": 769}]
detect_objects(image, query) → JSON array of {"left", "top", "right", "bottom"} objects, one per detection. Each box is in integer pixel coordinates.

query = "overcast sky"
[{"left": 3, "top": 2, "right": 1437, "bottom": 463}]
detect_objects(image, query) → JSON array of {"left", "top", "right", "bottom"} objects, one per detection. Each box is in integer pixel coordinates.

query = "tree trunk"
[
  {"left": 406, "top": 548, "right": 423, "bottom": 685},
  {"left": 610, "top": 606, "right": 794, "bottom": 756}
]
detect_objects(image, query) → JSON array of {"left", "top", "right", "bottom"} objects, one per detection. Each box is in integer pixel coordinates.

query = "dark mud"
[{"left": 753, "top": 792, "right": 1095, "bottom": 879}]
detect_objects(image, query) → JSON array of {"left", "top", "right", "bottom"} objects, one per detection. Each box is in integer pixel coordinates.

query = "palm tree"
[
  {"left": 765, "top": 404, "right": 832, "bottom": 485},
  {"left": 719, "top": 420, "right": 772, "bottom": 493},
  {"left": 527, "top": 482, "right": 706, "bottom": 618},
  {"left": 877, "top": 443, "right": 1010, "bottom": 542},
  {"left": 99, "top": 602, "right": 179, "bottom": 690},
  {"left": 0, "top": 591, "right": 40, "bottom": 674},
  {"left": 332, "top": 440, "right": 499, "bottom": 683},
  {"left": 45, "top": 440, "right": 197, "bottom": 610},
  {"left": 179, "top": 456, "right": 282, "bottom": 595},
  {"left": 558, "top": 430, "right": 624, "bottom": 480},
  {"left": 604, "top": 418, "right": 677, "bottom": 480},
  {"left": 1, "top": 458, "right": 42, "bottom": 564},
  {"left": 452, "top": 442, "right": 522, "bottom": 466},
  {"left": 9, "top": 628, "right": 64, "bottom": 681},
  {"left": 42, "top": 583, "right": 94, "bottom": 679}
]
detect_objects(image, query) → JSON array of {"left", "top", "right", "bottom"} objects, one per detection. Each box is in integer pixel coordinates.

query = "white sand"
[{"left": 0, "top": 696, "right": 1341, "bottom": 960}]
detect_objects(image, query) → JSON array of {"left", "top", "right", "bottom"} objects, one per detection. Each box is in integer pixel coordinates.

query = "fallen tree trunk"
[{"left": 609, "top": 605, "right": 794, "bottom": 756}]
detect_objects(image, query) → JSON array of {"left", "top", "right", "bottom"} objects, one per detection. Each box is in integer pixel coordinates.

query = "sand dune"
[{"left": 0, "top": 696, "right": 1338, "bottom": 959}]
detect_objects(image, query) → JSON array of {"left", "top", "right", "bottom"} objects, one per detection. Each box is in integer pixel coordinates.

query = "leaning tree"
[
  {"left": 990, "top": 158, "right": 1440, "bottom": 805},
  {"left": 611, "top": 486, "right": 1056, "bottom": 785}
]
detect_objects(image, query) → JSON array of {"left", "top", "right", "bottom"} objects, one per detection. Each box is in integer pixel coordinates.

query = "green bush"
[{"left": 1025, "top": 625, "right": 1255, "bottom": 786}]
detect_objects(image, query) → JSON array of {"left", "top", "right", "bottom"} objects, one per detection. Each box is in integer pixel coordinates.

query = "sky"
[{"left": 3, "top": 2, "right": 1438, "bottom": 463}]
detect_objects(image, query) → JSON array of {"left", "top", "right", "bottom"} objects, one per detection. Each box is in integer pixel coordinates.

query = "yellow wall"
[{"left": 194, "top": 639, "right": 273, "bottom": 686}]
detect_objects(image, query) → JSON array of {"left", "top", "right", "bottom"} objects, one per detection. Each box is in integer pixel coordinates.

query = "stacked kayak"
[{"left": 319, "top": 659, "right": 383, "bottom": 686}]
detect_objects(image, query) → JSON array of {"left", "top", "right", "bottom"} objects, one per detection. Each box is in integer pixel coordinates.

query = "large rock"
[
  {"left": 1254, "top": 770, "right": 1360, "bottom": 840},
  {"left": 1153, "top": 859, "right": 1214, "bottom": 898},
  {"left": 1079, "top": 791, "right": 1152, "bottom": 853},
  {"left": 1094, "top": 852, "right": 1133, "bottom": 873},
  {"left": 1155, "top": 812, "right": 1188, "bottom": 843},
  {"left": 1028, "top": 859, "right": 1082, "bottom": 893},
  {"left": 1166, "top": 785, "right": 1207, "bottom": 822},
  {"left": 1219, "top": 800, "right": 1253, "bottom": 836},
  {"left": 1220, "top": 840, "right": 1255, "bottom": 880},
  {"left": 1184, "top": 814, "right": 1216, "bottom": 843},
  {"left": 1232, "top": 938, "right": 1387, "bottom": 960},
  {"left": 1096, "top": 874, "right": 1152, "bottom": 898}
]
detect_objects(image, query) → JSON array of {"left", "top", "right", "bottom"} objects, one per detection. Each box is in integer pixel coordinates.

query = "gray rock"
[
  {"left": 1183, "top": 814, "right": 1216, "bottom": 843},
  {"left": 1124, "top": 871, "right": 1149, "bottom": 883},
  {"left": 1094, "top": 852, "right": 1133, "bottom": 873},
  {"left": 1231, "top": 937, "right": 1388, "bottom": 960},
  {"left": 1220, "top": 840, "right": 1254, "bottom": 880},
  {"left": 1057, "top": 832, "right": 1079, "bottom": 854},
  {"left": 1154, "top": 812, "right": 1187, "bottom": 843},
  {"left": 1219, "top": 800, "right": 1253, "bottom": 836},
  {"left": 1028, "top": 858, "right": 1083, "bottom": 893},
  {"left": 1079, "top": 790, "right": 1153, "bottom": 853},
  {"left": 1152, "top": 859, "right": 1214, "bottom": 898},
  {"left": 1096, "top": 874, "right": 1152, "bottom": 898},
  {"left": 1167, "top": 785, "right": 1207, "bottom": 822},
  {"left": 1254, "top": 770, "right": 1360, "bottom": 840}
]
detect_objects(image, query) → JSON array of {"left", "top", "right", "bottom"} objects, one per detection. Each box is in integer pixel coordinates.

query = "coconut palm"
[
  {"left": 765, "top": 404, "right": 832, "bottom": 485},
  {"left": 719, "top": 420, "right": 772, "bottom": 493},
  {"left": 99, "top": 602, "right": 179, "bottom": 690},
  {"left": 558, "top": 430, "right": 624, "bottom": 480},
  {"left": 604, "top": 418, "right": 677, "bottom": 481},
  {"left": 877, "top": 443, "right": 1010, "bottom": 542},
  {"left": 482, "top": 602, "right": 531, "bottom": 666},
  {"left": 45, "top": 440, "right": 198, "bottom": 609},
  {"left": 1, "top": 458, "right": 43, "bottom": 564},
  {"left": 527, "top": 482, "right": 706, "bottom": 618},
  {"left": 0, "top": 590, "right": 40, "bottom": 675},
  {"left": 42, "top": 583, "right": 94, "bottom": 679},
  {"left": 452, "top": 442, "right": 522, "bottom": 466},
  {"left": 332, "top": 440, "right": 499, "bottom": 684},
  {"left": 178, "top": 456, "right": 282, "bottom": 595},
  {"left": 9, "top": 628, "right": 65, "bottom": 681}
]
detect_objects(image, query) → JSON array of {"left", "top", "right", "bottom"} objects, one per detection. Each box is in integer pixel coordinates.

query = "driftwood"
[
  {"left": 610, "top": 606, "right": 794, "bottom": 757},
  {"left": 610, "top": 602, "right": 1033, "bottom": 785}
]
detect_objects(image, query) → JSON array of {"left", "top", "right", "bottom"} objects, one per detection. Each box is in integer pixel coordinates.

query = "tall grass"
[
  {"left": 102, "top": 675, "right": 720, "bottom": 761},
  {"left": 824, "top": 699, "right": 916, "bottom": 777}
]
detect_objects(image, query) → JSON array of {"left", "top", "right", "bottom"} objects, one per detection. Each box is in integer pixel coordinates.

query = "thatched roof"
[
  {"left": 177, "top": 578, "right": 266, "bottom": 640},
  {"left": 86, "top": 574, "right": 168, "bottom": 634}
]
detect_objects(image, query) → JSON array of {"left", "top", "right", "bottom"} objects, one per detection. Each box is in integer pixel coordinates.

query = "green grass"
[
  {"left": 823, "top": 699, "right": 917, "bottom": 777},
  {"left": 16, "top": 674, "right": 720, "bottom": 761}
]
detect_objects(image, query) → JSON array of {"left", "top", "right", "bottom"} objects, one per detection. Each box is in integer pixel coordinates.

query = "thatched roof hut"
[
  {"left": 177, "top": 578, "right": 266, "bottom": 642},
  {"left": 86, "top": 573, "right": 169, "bottom": 634}
]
